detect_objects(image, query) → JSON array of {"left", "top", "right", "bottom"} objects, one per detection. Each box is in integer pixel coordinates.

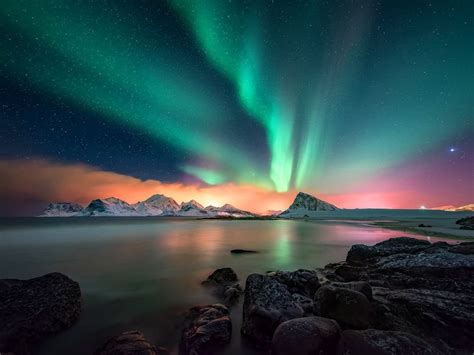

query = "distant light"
[
  {"left": 419, "top": 205, "right": 426, "bottom": 210},
  {"left": 449, "top": 148, "right": 456, "bottom": 152}
]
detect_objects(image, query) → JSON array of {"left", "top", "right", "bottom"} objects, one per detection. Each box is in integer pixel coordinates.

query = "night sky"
[{"left": 1, "top": 0, "right": 473, "bottom": 216}]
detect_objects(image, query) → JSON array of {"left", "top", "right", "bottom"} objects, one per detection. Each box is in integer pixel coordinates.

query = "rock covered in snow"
[
  {"left": 279, "top": 192, "right": 338, "bottom": 217},
  {"left": 134, "top": 194, "right": 180, "bottom": 216},
  {"left": 79, "top": 197, "right": 139, "bottom": 216},
  {"left": 39, "top": 202, "right": 83, "bottom": 217}
]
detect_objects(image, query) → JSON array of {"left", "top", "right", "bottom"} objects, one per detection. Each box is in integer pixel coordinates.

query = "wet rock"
[
  {"left": 456, "top": 216, "right": 474, "bottom": 230},
  {"left": 315, "top": 285, "right": 371, "bottom": 329},
  {"left": 269, "top": 269, "right": 321, "bottom": 298},
  {"left": 203, "top": 267, "right": 238, "bottom": 284},
  {"left": 337, "top": 329, "right": 443, "bottom": 355},
  {"left": 291, "top": 293, "right": 314, "bottom": 315},
  {"left": 202, "top": 268, "right": 243, "bottom": 305},
  {"left": 0, "top": 272, "right": 82, "bottom": 355},
  {"left": 346, "top": 237, "right": 431, "bottom": 265},
  {"left": 241, "top": 274, "right": 304, "bottom": 348},
  {"left": 181, "top": 304, "right": 231, "bottom": 355},
  {"left": 418, "top": 224, "right": 432, "bottom": 228},
  {"left": 230, "top": 249, "right": 259, "bottom": 254},
  {"left": 332, "top": 281, "right": 373, "bottom": 300},
  {"left": 95, "top": 331, "right": 167, "bottom": 355},
  {"left": 319, "top": 237, "right": 474, "bottom": 353},
  {"left": 271, "top": 317, "right": 341, "bottom": 355}
]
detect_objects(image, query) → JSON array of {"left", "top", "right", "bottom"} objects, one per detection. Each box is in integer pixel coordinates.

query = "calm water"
[{"left": 0, "top": 218, "right": 462, "bottom": 354}]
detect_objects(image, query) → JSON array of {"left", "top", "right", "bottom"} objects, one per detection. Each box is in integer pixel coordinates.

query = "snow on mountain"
[
  {"left": 133, "top": 194, "right": 180, "bottom": 216},
  {"left": 79, "top": 197, "right": 139, "bottom": 216},
  {"left": 430, "top": 204, "right": 474, "bottom": 212},
  {"left": 279, "top": 192, "right": 338, "bottom": 217},
  {"left": 176, "top": 200, "right": 209, "bottom": 216},
  {"left": 39, "top": 202, "right": 83, "bottom": 217},
  {"left": 205, "top": 204, "right": 255, "bottom": 217}
]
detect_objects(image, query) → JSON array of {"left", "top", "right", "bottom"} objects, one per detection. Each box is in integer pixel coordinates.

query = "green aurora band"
[{"left": 1, "top": 1, "right": 473, "bottom": 193}]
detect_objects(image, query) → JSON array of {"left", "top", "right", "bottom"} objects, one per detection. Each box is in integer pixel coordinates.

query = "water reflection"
[{"left": 0, "top": 218, "right": 461, "bottom": 355}]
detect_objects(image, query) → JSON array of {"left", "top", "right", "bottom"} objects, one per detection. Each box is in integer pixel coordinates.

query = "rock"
[
  {"left": 418, "top": 224, "right": 432, "bottom": 228},
  {"left": 315, "top": 285, "right": 371, "bottom": 329},
  {"left": 181, "top": 304, "right": 231, "bottom": 355},
  {"left": 203, "top": 267, "right": 238, "bottom": 284},
  {"left": 95, "top": 330, "right": 167, "bottom": 355},
  {"left": 230, "top": 249, "right": 259, "bottom": 254},
  {"left": 337, "top": 329, "right": 443, "bottom": 355},
  {"left": 346, "top": 237, "right": 431, "bottom": 265},
  {"left": 291, "top": 293, "right": 314, "bottom": 315},
  {"left": 241, "top": 274, "right": 304, "bottom": 348},
  {"left": 319, "top": 237, "right": 474, "bottom": 353},
  {"left": 332, "top": 281, "right": 373, "bottom": 300},
  {"left": 271, "top": 317, "right": 341, "bottom": 355},
  {"left": 0, "top": 272, "right": 82, "bottom": 354},
  {"left": 202, "top": 268, "right": 243, "bottom": 305},
  {"left": 456, "top": 216, "right": 474, "bottom": 230},
  {"left": 269, "top": 269, "right": 321, "bottom": 298}
]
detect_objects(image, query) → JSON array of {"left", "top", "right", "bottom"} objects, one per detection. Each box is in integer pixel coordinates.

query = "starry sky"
[{"left": 1, "top": 0, "right": 473, "bottom": 216}]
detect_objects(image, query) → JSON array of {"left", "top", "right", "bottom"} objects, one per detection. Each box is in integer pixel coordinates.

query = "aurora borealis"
[{"left": 1, "top": 0, "right": 473, "bottom": 215}]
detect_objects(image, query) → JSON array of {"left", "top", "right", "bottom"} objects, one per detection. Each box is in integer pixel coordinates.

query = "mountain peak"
[{"left": 280, "top": 192, "right": 338, "bottom": 217}]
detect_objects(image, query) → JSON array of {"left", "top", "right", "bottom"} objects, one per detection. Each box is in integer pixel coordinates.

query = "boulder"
[
  {"left": 95, "top": 331, "right": 167, "bottom": 355},
  {"left": 181, "top": 304, "right": 231, "bottom": 355},
  {"left": 332, "top": 281, "right": 373, "bottom": 300},
  {"left": 315, "top": 285, "right": 371, "bottom": 329},
  {"left": 202, "top": 268, "right": 243, "bottom": 305},
  {"left": 337, "top": 329, "right": 443, "bottom": 355},
  {"left": 269, "top": 269, "right": 321, "bottom": 297},
  {"left": 0, "top": 272, "right": 82, "bottom": 354},
  {"left": 271, "top": 316, "right": 341, "bottom": 355},
  {"left": 241, "top": 274, "right": 304, "bottom": 348},
  {"left": 292, "top": 293, "right": 314, "bottom": 315},
  {"left": 456, "top": 216, "right": 474, "bottom": 230},
  {"left": 346, "top": 237, "right": 431, "bottom": 265}
]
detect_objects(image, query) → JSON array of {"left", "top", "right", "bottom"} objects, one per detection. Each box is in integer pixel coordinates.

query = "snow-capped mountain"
[
  {"left": 134, "top": 194, "right": 180, "bottom": 216},
  {"left": 39, "top": 202, "right": 83, "bottom": 217},
  {"left": 430, "top": 204, "right": 474, "bottom": 212},
  {"left": 205, "top": 204, "right": 254, "bottom": 217},
  {"left": 279, "top": 192, "right": 338, "bottom": 217},
  {"left": 79, "top": 197, "right": 139, "bottom": 216},
  {"left": 176, "top": 200, "right": 209, "bottom": 216},
  {"left": 39, "top": 195, "right": 254, "bottom": 218}
]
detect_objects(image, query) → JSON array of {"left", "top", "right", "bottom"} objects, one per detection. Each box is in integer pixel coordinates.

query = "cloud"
[{"left": 0, "top": 159, "right": 297, "bottom": 216}]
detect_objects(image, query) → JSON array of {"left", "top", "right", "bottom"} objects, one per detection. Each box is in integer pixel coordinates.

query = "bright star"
[{"left": 449, "top": 148, "right": 456, "bottom": 152}]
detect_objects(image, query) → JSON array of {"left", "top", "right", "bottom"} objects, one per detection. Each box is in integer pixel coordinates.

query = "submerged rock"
[
  {"left": 241, "top": 274, "right": 304, "bottom": 348},
  {"left": 181, "top": 304, "right": 231, "bottom": 355},
  {"left": 315, "top": 285, "right": 371, "bottom": 329},
  {"left": 202, "top": 268, "right": 243, "bottom": 305},
  {"left": 271, "top": 316, "right": 341, "bottom": 355},
  {"left": 456, "top": 216, "right": 474, "bottom": 230},
  {"left": 0, "top": 272, "right": 81, "bottom": 354},
  {"left": 337, "top": 329, "right": 443, "bottom": 355},
  {"left": 230, "top": 249, "right": 259, "bottom": 254},
  {"left": 95, "top": 330, "right": 167, "bottom": 355}
]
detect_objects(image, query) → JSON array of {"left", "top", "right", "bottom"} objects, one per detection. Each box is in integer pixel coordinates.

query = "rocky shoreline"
[{"left": 1, "top": 237, "right": 473, "bottom": 354}]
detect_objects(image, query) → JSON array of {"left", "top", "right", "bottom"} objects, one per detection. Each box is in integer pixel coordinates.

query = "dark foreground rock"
[
  {"left": 241, "top": 274, "right": 304, "bottom": 348},
  {"left": 0, "top": 272, "right": 81, "bottom": 354},
  {"left": 314, "top": 285, "right": 372, "bottom": 329},
  {"left": 95, "top": 330, "right": 168, "bottom": 355},
  {"left": 337, "top": 329, "right": 442, "bottom": 355},
  {"left": 202, "top": 268, "right": 243, "bottom": 305},
  {"left": 181, "top": 304, "right": 231, "bottom": 355},
  {"left": 268, "top": 269, "right": 321, "bottom": 298},
  {"left": 271, "top": 316, "right": 341, "bottom": 355},
  {"left": 329, "top": 237, "right": 474, "bottom": 354}
]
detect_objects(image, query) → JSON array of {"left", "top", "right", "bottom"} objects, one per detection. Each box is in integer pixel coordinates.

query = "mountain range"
[{"left": 40, "top": 194, "right": 255, "bottom": 218}]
